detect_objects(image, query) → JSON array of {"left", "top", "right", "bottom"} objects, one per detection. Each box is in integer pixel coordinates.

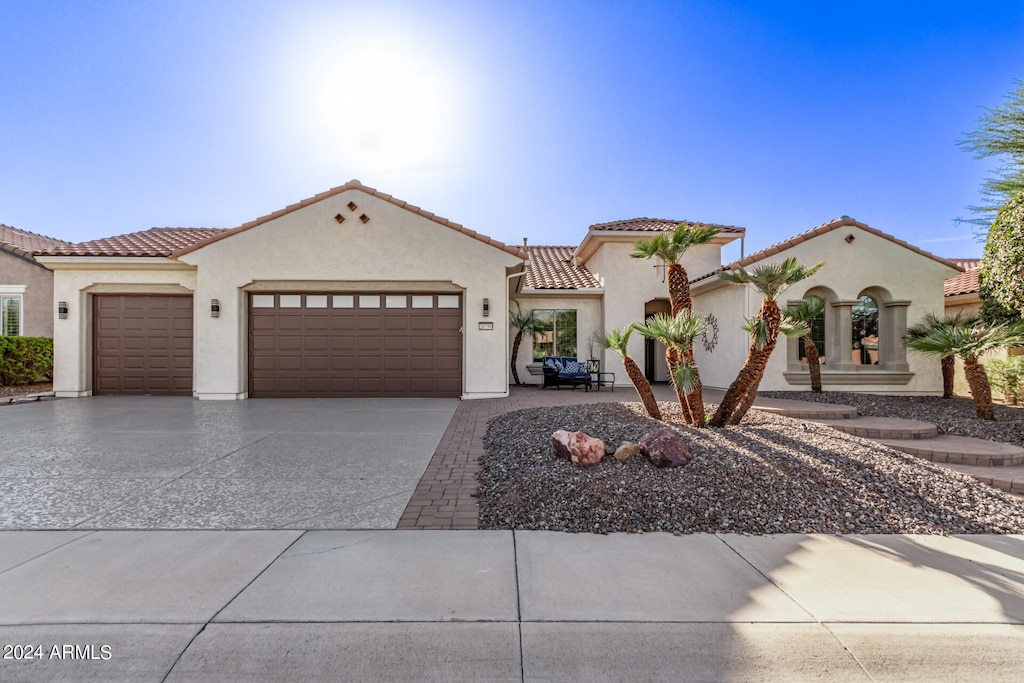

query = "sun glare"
[{"left": 279, "top": 21, "right": 467, "bottom": 171}]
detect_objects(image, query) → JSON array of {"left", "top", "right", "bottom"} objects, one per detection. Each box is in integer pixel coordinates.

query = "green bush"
[
  {"left": 983, "top": 355, "right": 1024, "bottom": 405},
  {"left": 0, "top": 337, "right": 54, "bottom": 386}
]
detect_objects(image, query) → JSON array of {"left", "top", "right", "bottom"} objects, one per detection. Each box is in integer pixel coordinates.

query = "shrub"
[
  {"left": 983, "top": 355, "right": 1024, "bottom": 405},
  {"left": 0, "top": 337, "right": 54, "bottom": 386}
]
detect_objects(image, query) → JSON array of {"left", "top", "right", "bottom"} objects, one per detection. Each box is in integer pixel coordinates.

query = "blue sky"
[{"left": 2, "top": 1, "right": 1022, "bottom": 261}]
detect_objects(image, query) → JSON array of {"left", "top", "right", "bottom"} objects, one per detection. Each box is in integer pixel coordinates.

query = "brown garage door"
[
  {"left": 249, "top": 292, "right": 462, "bottom": 398},
  {"left": 93, "top": 295, "right": 194, "bottom": 396}
]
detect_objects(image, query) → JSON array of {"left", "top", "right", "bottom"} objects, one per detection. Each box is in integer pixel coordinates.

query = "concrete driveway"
[{"left": 0, "top": 397, "right": 457, "bottom": 530}]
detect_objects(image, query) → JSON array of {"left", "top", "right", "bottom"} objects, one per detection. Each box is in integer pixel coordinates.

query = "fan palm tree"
[
  {"left": 710, "top": 258, "right": 824, "bottom": 427},
  {"left": 633, "top": 311, "right": 707, "bottom": 426},
  {"left": 784, "top": 296, "right": 826, "bottom": 392},
  {"left": 509, "top": 304, "right": 537, "bottom": 386},
  {"left": 631, "top": 222, "right": 719, "bottom": 424},
  {"left": 904, "top": 313, "right": 1024, "bottom": 420},
  {"left": 904, "top": 312, "right": 965, "bottom": 399},
  {"left": 595, "top": 326, "right": 662, "bottom": 420}
]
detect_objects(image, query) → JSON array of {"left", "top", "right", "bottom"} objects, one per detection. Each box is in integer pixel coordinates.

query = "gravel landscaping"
[
  {"left": 759, "top": 391, "right": 1024, "bottom": 448},
  {"left": 477, "top": 400, "right": 1024, "bottom": 535}
]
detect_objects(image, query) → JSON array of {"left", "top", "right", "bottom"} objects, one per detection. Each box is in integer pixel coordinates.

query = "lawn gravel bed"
[
  {"left": 759, "top": 391, "right": 1024, "bottom": 448},
  {"left": 477, "top": 401, "right": 1024, "bottom": 535}
]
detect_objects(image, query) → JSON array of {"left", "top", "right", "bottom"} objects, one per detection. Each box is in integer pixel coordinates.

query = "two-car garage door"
[
  {"left": 248, "top": 292, "right": 462, "bottom": 398},
  {"left": 91, "top": 292, "right": 462, "bottom": 398}
]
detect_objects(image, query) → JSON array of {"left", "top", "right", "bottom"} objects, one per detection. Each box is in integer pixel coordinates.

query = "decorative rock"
[
  {"left": 551, "top": 430, "right": 606, "bottom": 465},
  {"left": 614, "top": 441, "right": 643, "bottom": 461},
  {"left": 638, "top": 427, "right": 693, "bottom": 468}
]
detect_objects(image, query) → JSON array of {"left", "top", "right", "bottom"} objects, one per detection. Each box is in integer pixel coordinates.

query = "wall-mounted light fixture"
[
  {"left": 211, "top": 299, "right": 220, "bottom": 318},
  {"left": 482, "top": 298, "right": 490, "bottom": 317},
  {"left": 58, "top": 301, "right": 68, "bottom": 319}
]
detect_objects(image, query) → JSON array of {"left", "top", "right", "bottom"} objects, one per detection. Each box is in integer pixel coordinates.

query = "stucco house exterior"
[
  {"left": 0, "top": 225, "right": 68, "bottom": 338},
  {"left": 35, "top": 181, "right": 961, "bottom": 400}
]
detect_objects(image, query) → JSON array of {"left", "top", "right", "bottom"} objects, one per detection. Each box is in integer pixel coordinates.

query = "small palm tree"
[
  {"left": 596, "top": 326, "right": 662, "bottom": 420},
  {"left": 634, "top": 311, "right": 708, "bottom": 427},
  {"left": 904, "top": 313, "right": 1024, "bottom": 420},
  {"left": 710, "top": 257, "right": 824, "bottom": 427},
  {"left": 632, "top": 223, "right": 719, "bottom": 423},
  {"left": 509, "top": 304, "right": 536, "bottom": 386},
  {"left": 784, "top": 296, "right": 826, "bottom": 392},
  {"left": 904, "top": 312, "right": 962, "bottom": 399}
]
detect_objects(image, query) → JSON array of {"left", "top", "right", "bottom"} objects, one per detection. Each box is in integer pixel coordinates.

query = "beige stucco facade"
[
  {"left": 41, "top": 187, "right": 523, "bottom": 400},
  {"left": 691, "top": 225, "right": 959, "bottom": 394},
  {"left": 1, "top": 251, "right": 54, "bottom": 337}
]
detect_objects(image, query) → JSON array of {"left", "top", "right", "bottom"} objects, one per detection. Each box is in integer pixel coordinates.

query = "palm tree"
[
  {"left": 634, "top": 311, "right": 707, "bottom": 426},
  {"left": 595, "top": 326, "right": 662, "bottom": 420},
  {"left": 904, "top": 312, "right": 961, "bottom": 399},
  {"left": 509, "top": 304, "right": 537, "bottom": 386},
  {"left": 710, "top": 258, "right": 824, "bottom": 427},
  {"left": 784, "top": 296, "right": 826, "bottom": 392},
  {"left": 904, "top": 313, "right": 1024, "bottom": 420},
  {"left": 631, "top": 222, "right": 719, "bottom": 425}
]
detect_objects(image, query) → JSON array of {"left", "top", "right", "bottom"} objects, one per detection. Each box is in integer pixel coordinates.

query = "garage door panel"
[
  {"left": 249, "top": 292, "right": 461, "bottom": 398},
  {"left": 93, "top": 295, "right": 193, "bottom": 396}
]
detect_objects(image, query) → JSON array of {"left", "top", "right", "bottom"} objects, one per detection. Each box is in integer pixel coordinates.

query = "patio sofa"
[{"left": 541, "top": 356, "right": 592, "bottom": 391}]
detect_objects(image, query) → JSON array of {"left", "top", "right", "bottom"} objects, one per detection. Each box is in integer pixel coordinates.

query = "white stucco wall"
[
  {"left": 38, "top": 260, "right": 197, "bottom": 397},
  {"left": 691, "top": 283, "right": 748, "bottom": 390},
  {"left": 509, "top": 294, "right": 603, "bottom": 385},
  {"left": 693, "top": 226, "right": 960, "bottom": 395},
  {"left": 583, "top": 240, "right": 723, "bottom": 382},
  {"left": 178, "top": 188, "right": 522, "bottom": 399}
]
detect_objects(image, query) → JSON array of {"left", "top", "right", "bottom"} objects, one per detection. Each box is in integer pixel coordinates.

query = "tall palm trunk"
[
  {"left": 941, "top": 356, "right": 955, "bottom": 399},
  {"left": 666, "top": 264, "right": 705, "bottom": 427},
  {"left": 623, "top": 355, "right": 662, "bottom": 420},
  {"left": 710, "top": 301, "right": 782, "bottom": 427},
  {"left": 510, "top": 331, "right": 523, "bottom": 386},
  {"left": 963, "top": 358, "right": 995, "bottom": 420},
  {"left": 804, "top": 338, "right": 822, "bottom": 393},
  {"left": 666, "top": 347, "right": 694, "bottom": 425}
]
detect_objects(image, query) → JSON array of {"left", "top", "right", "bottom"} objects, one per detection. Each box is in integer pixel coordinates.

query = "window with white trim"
[{"left": 1, "top": 294, "right": 22, "bottom": 336}]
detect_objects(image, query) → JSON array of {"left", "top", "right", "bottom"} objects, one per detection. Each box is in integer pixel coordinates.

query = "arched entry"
[{"left": 643, "top": 299, "right": 671, "bottom": 382}]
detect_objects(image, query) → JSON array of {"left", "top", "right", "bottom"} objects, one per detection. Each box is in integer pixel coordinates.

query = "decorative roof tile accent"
[
  {"left": 524, "top": 246, "right": 601, "bottom": 289},
  {"left": 691, "top": 216, "right": 963, "bottom": 284},
  {"left": 945, "top": 258, "right": 981, "bottom": 297},
  {"left": 172, "top": 179, "right": 527, "bottom": 259},
  {"left": 37, "top": 227, "right": 226, "bottom": 257},
  {"left": 588, "top": 217, "right": 745, "bottom": 234},
  {"left": 0, "top": 224, "right": 69, "bottom": 259}
]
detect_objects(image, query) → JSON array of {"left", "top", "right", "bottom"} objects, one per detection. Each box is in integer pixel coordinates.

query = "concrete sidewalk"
[{"left": 2, "top": 530, "right": 1024, "bottom": 681}]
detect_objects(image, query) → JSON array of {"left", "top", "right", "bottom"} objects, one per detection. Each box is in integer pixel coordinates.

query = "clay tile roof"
[
  {"left": 37, "top": 227, "right": 227, "bottom": 257},
  {"left": 691, "top": 216, "right": 963, "bottom": 284},
  {"left": 172, "top": 179, "right": 527, "bottom": 260},
  {"left": 524, "top": 246, "right": 602, "bottom": 289},
  {"left": 0, "top": 224, "right": 69, "bottom": 259},
  {"left": 945, "top": 258, "right": 981, "bottom": 297},
  {"left": 588, "top": 217, "right": 745, "bottom": 234}
]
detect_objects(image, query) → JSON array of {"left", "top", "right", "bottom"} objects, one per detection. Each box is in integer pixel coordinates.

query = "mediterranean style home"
[
  {"left": 0, "top": 224, "right": 68, "bottom": 338},
  {"left": 33, "top": 180, "right": 962, "bottom": 400}
]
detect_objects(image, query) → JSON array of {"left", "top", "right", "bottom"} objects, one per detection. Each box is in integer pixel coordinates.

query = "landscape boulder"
[
  {"left": 551, "top": 430, "right": 607, "bottom": 465},
  {"left": 638, "top": 428, "right": 693, "bottom": 468},
  {"left": 613, "top": 441, "right": 643, "bottom": 461}
]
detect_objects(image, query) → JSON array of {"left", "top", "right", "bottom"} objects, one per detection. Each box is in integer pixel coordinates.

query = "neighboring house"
[
  {"left": 942, "top": 258, "right": 1022, "bottom": 398},
  {"left": 0, "top": 224, "right": 69, "bottom": 338},
  {"left": 36, "top": 181, "right": 960, "bottom": 399}
]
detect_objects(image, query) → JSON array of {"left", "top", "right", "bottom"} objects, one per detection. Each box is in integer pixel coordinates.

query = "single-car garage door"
[
  {"left": 249, "top": 292, "right": 462, "bottom": 398},
  {"left": 93, "top": 295, "right": 194, "bottom": 395}
]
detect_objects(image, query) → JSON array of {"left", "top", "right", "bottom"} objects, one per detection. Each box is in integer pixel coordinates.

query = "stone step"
[
  {"left": 942, "top": 462, "right": 1024, "bottom": 495},
  {"left": 751, "top": 398, "right": 858, "bottom": 420},
  {"left": 874, "top": 434, "right": 1024, "bottom": 467},
  {"left": 809, "top": 416, "right": 938, "bottom": 439}
]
